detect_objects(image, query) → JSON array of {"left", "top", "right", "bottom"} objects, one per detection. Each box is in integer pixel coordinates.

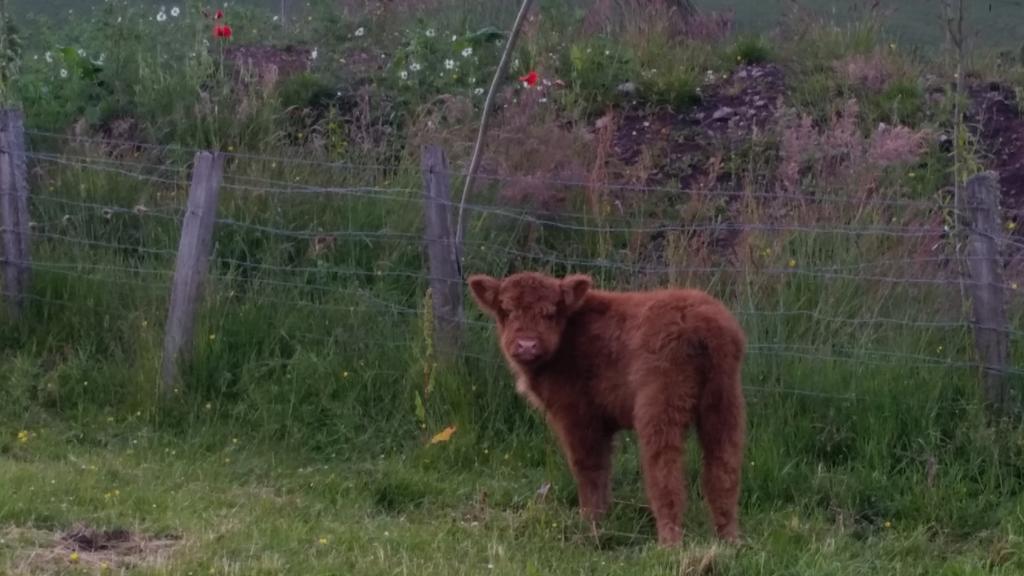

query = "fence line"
[
  {"left": 25, "top": 130, "right": 956, "bottom": 209},
  {"left": 16, "top": 254, "right": 1022, "bottom": 334},
  {"left": 5, "top": 131, "right": 1023, "bottom": 409}
]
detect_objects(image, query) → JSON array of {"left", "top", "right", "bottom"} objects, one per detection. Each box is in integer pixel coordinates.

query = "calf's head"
[{"left": 468, "top": 272, "right": 592, "bottom": 368}]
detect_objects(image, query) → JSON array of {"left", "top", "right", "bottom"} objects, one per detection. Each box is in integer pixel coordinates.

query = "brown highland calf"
[{"left": 468, "top": 271, "right": 746, "bottom": 546}]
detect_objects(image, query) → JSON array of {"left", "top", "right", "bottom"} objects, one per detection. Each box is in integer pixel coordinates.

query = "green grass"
[{"left": 4, "top": 387, "right": 1024, "bottom": 575}]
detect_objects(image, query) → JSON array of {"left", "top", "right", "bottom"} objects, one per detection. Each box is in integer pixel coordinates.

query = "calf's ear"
[
  {"left": 561, "top": 274, "right": 592, "bottom": 312},
  {"left": 468, "top": 274, "right": 502, "bottom": 317}
]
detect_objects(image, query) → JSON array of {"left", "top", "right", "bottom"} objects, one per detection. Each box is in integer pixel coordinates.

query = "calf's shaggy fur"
[{"left": 468, "top": 271, "right": 746, "bottom": 546}]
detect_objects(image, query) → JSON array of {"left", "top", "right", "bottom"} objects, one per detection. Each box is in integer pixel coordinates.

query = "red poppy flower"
[
  {"left": 214, "top": 24, "right": 233, "bottom": 38},
  {"left": 519, "top": 70, "right": 539, "bottom": 87},
  {"left": 215, "top": 9, "right": 224, "bottom": 20}
]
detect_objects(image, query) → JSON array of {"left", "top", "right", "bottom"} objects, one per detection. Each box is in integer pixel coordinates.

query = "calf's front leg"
[{"left": 549, "top": 415, "right": 615, "bottom": 523}]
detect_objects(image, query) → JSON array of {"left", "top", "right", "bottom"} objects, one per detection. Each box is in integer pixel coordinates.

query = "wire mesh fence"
[{"left": 3, "top": 128, "right": 1023, "bottom": 408}]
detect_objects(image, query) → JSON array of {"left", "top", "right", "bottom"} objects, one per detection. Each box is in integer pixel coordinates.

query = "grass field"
[
  {"left": 4, "top": 0, "right": 1024, "bottom": 573},
  {"left": 4, "top": 417, "right": 1024, "bottom": 575}
]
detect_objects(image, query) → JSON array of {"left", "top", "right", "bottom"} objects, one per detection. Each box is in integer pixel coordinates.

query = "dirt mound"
[
  {"left": 224, "top": 44, "right": 314, "bottom": 79},
  {"left": 969, "top": 81, "right": 1024, "bottom": 221},
  {"left": 2, "top": 523, "right": 181, "bottom": 572},
  {"left": 612, "top": 63, "right": 786, "bottom": 192}
]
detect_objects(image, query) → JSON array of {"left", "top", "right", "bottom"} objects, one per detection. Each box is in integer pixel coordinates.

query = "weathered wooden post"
[
  {"left": 962, "top": 171, "right": 1013, "bottom": 418},
  {"left": 0, "top": 108, "right": 30, "bottom": 317},
  {"left": 161, "top": 151, "right": 224, "bottom": 394},
  {"left": 420, "top": 145, "right": 463, "bottom": 360}
]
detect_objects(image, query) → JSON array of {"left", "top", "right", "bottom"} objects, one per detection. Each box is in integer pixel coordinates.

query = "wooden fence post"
[
  {"left": 421, "top": 145, "right": 463, "bottom": 360},
  {"left": 0, "top": 109, "right": 30, "bottom": 317},
  {"left": 962, "top": 171, "right": 1013, "bottom": 418},
  {"left": 161, "top": 151, "right": 224, "bottom": 394}
]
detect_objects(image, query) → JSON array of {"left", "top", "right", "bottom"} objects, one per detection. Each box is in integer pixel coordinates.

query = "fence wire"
[{"left": 3, "top": 138, "right": 1022, "bottom": 402}]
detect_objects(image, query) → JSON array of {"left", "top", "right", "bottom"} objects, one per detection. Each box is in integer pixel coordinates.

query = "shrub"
[{"left": 727, "top": 36, "right": 772, "bottom": 66}]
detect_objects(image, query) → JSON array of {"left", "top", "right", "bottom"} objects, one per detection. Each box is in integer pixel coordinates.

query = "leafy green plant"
[
  {"left": 728, "top": 36, "right": 773, "bottom": 66},
  {"left": 559, "top": 36, "right": 635, "bottom": 116},
  {"left": 387, "top": 24, "right": 506, "bottom": 107}
]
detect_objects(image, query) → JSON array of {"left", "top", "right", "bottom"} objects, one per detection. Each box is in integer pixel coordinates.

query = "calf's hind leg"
[
  {"left": 696, "top": 362, "right": 746, "bottom": 542},
  {"left": 633, "top": 381, "right": 696, "bottom": 547}
]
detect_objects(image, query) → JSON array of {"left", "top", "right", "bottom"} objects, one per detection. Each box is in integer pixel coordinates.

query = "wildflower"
[
  {"left": 17, "top": 430, "right": 29, "bottom": 443},
  {"left": 157, "top": 8, "right": 167, "bottom": 22},
  {"left": 215, "top": 9, "right": 224, "bottom": 19},
  {"left": 209, "top": 334, "right": 216, "bottom": 341},
  {"left": 69, "top": 552, "right": 80, "bottom": 563},
  {"left": 409, "top": 62, "right": 421, "bottom": 72},
  {"left": 519, "top": 70, "right": 538, "bottom": 87},
  {"left": 451, "top": 34, "right": 458, "bottom": 42},
  {"left": 399, "top": 70, "right": 409, "bottom": 80},
  {"left": 45, "top": 51, "right": 53, "bottom": 63},
  {"left": 214, "top": 24, "right": 233, "bottom": 39},
  {"left": 461, "top": 47, "right": 473, "bottom": 58},
  {"left": 426, "top": 28, "right": 436, "bottom": 38},
  {"left": 318, "top": 537, "right": 328, "bottom": 545},
  {"left": 311, "top": 48, "right": 318, "bottom": 60},
  {"left": 171, "top": 6, "right": 180, "bottom": 17},
  {"left": 342, "top": 371, "right": 350, "bottom": 379},
  {"left": 354, "top": 27, "right": 365, "bottom": 37},
  {"left": 1007, "top": 220, "right": 1017, "bottom": 231},
  {"left": 444, "top": 59, "right": 455, "bottom": 70},
  {"left": 883, "top": 520, "right": 892, "bottom": 529},
  {"left": 77, "top": 48, "right": 86, "bottom": 57},
  {"left": 1012, "top": 282, "right": 1019, "bottom": 290},
  {"left": 474, "top": 87, "right": 484, "bottom": 95},
  {"left": 787, "top": 258, "right": 797, "bottom": 269},
  {"left": 60, "top": 69, "right": 69, "bottom": 79},
  {"left": 205, "top": 402, "right": 212, "bottom": 410}
]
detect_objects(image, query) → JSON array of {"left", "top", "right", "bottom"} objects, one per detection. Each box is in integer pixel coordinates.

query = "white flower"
[
  {"left": 93, "top": 53, "right": 106, "bottom": 65},
  {"left": 461, "top": 47, "right": 473, "bottom": 58},
  {"left": 156, "top": 8, "right": 167, "bottom": 22},
  {"left": 354, "top": 27, "right": 365, "bottom": 37},
  {"left": 273, "top": 15, "right": 279, "bottom": 22},
  {"left": 170, "top": 6, "right": 180, "bottom": 17},
  {"left": 444, "top": 59, "right": 455, "bottom": 70},
  {"left": 311, "top": 48, "right": 318, "bottom": 60},
  {"left": 44, "top": 51, "right": 53, "bottom": 63},
  {"left": 399, "top": 70, "right": 409, "bottom": 80},
  {"left": 451, "top": 35, "right": 458, "bottom": 42},
  {"left": 60, "top": 68, "right": 69, "bottom": 79},
  {"left": 409, "top": 62, "right": 421, "bottom": 72},
  {"left": 77, "top": 48, "right": 86, "bottom": 57},
  {"left": 425, "top": 28, "right": 436, "bottom": 38},
  {"left": 474, "top": 87, "right": 484, "bottom": 95}
]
